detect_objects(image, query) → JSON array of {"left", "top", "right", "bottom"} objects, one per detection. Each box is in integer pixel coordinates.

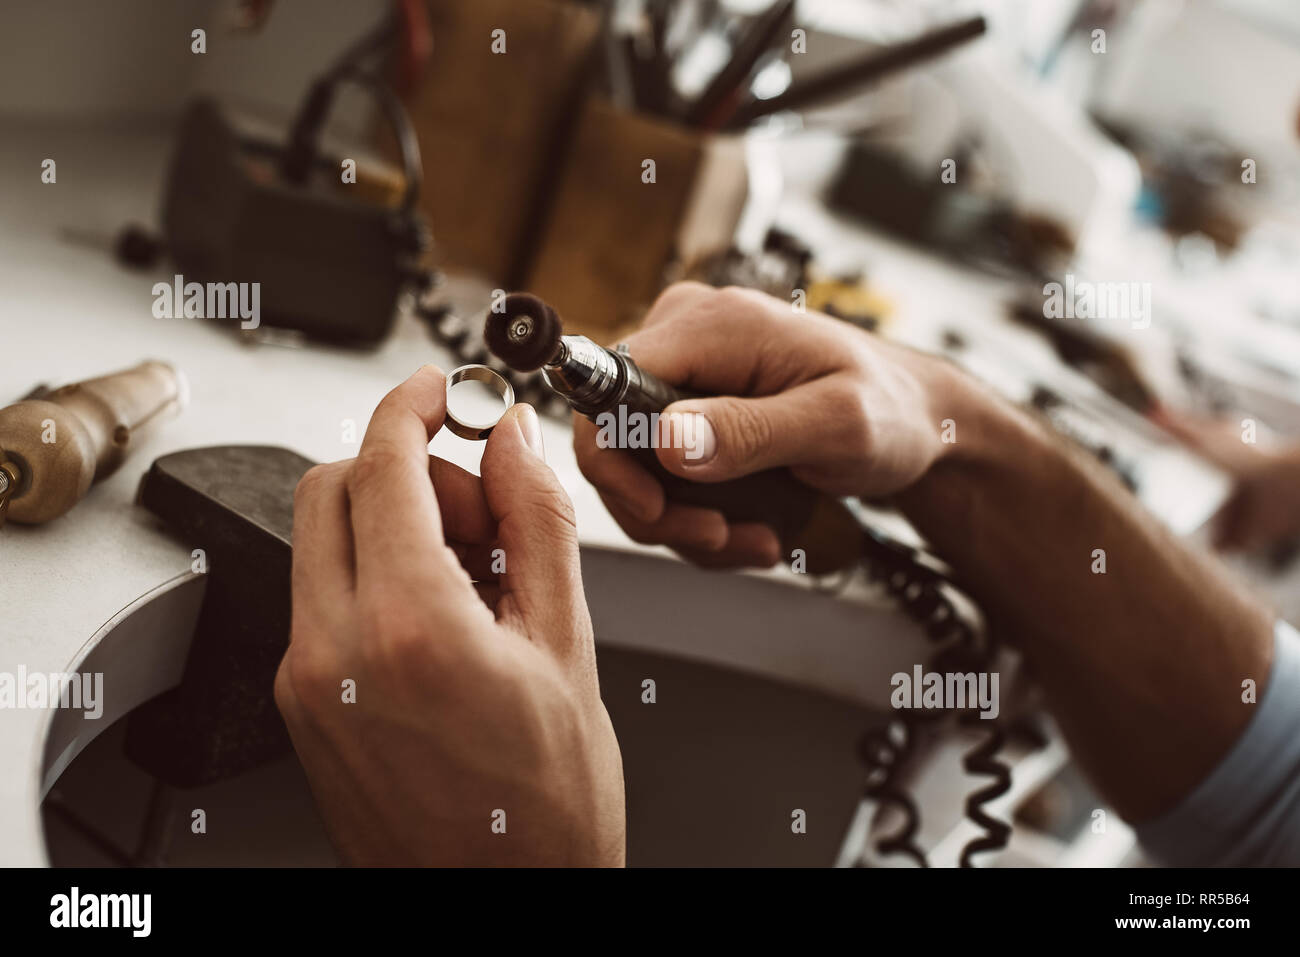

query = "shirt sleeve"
[{"left": 1136, "top": 619, "right": 1300, "bottom": 866}]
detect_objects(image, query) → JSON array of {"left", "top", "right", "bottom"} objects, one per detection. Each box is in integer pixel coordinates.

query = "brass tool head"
[{"left": 0, "top": 460, "right": 20, "bottom": 528}]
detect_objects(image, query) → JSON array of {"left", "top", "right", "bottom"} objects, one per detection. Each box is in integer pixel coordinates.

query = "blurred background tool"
[
  {"left": 723, "top": 13, "right": 987, "bottom": 129},
  {"left": 401, "top": 0, "right": 603, "bottom": 287},
  {"left": 520, "top": 95, "right": 750, "bottom": 337},
  {"left": 161, "top": 1, "right": 434, "bottom": 347},
  {"left": 161, "top": 92, "right": 429, "bottom": 346},
  {"left": 0, "top": 362, "right": 186, "bottom": 527},
  {"left": 683, "top": 0, "right": 798, "bottom": 128}
]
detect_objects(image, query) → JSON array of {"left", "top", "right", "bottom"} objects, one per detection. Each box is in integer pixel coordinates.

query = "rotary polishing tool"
[{"left": 485, "top": 293, "right": 865, "bottom": 574}]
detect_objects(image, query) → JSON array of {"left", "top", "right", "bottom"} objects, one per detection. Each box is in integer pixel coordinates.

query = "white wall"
[
  {"left": 0, "top": 0, "right": 386, "bottom": 133},
  {"left": 1092, "top": 0, "right": 1300, "bottom": 161}
]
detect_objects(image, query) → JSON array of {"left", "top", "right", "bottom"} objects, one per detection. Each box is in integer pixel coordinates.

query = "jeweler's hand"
[
  {"left": 580, "top": 286, "right": 1278, "bottom": 847},
  {"left": 1154, "top": 407, "right": 1300, "bottom": 552},
  {"left": 573, "top": 282, "right": 957, "bottom": 568},
  {"left": 276, "top": 366, "right": 625, "bottom": 866}
]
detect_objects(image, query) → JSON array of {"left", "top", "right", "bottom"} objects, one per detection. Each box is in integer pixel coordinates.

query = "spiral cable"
[
  {"left": 851, "top": 531, "right": 1014, "bottom": 868},
  {"left": 856, "top": 715, "right": 927, "bottom": 867},
  {"left": 958, "top": 717, "right": 1013, "bottom": 867}
]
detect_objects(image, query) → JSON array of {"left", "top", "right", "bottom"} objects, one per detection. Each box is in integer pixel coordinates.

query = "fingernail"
[
  {"left": 678, "top": 413, "right": 717, "bottom": 467},
  {"left": 511, "top": 404, "right": 545, "bottom": 460}
]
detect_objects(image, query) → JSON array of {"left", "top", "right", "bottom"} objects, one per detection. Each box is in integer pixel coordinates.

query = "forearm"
[{"left": 896, "top": 369, "right": 1273, "bottom": 822}]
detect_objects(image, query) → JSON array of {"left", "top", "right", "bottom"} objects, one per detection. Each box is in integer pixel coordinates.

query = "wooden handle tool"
[{"left": 0, "top": 360, "right": 186, "bottom": 525}]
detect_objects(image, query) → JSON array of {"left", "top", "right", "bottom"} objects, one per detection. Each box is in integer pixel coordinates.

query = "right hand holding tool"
[{"left": 572, "top": 282, "right": 959, "bottom": 569}]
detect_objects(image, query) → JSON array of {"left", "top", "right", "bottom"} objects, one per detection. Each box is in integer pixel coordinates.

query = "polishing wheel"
[{"left": 484, "top": 293, "right": 563, "bottom": 372}]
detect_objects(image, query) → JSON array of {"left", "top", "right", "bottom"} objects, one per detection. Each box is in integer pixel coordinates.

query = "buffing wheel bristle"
[{"left": 484, "top": 293, "right": 563, "bottom": 372}]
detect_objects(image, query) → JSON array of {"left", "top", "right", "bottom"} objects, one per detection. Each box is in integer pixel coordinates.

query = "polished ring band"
[{"left": 444, "top": 364, "right": 514, "bottom": 441}]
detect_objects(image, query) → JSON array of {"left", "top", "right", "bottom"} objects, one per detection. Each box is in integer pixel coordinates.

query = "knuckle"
[
  {"left": 358, "top": 602, "right": 435, "bottom": 672},
  {"left": 713, "top": 284, "right": 754, "bottom": 309},
  {"left": 615, "top": 519, "right": 657, "bottom": 545},
  {"left": 522, "top": 484, "right": 579, "bottom": 537},
  {"left": 648, "top": 280, "right": 713, "bottom": 321},
  {"left": 599, "top": 495, "right": 654, "bottom": 541},
  {"left": 356, "top": 585, "right": 474, "bottom": 679},
  {"left": 713, "top": 284, "right": 773, "bottom": 319},
  {"left": 348, "top": 445, "right": 403, "bottom": 496},
  {"left": 718, "top": 397, "right": 773, "bottom": 467},
  {"left": 841, "top": 338, "right": 875, "bottom": 374},
  {"left": 293, "top": 464, "right": 334, "bottom": 507},
  {"left": 359, "top": 592, "right": 418, "bottom": 644},
  {"left": 272, "top": 657, "right": 295, "bottom": 715},
  {"left": 278, "top": 641, "right": 338, "bottom": 715},
  {"left": 838, "top": 382, "right": 876, "bottom": 457}
]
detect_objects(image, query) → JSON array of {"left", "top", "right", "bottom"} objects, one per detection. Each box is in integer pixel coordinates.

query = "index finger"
[
  {"left": 348, "top": 365, "right": 461, "bottom": 593},
  {"left": 626, "top": 286, "right": 842, "bottom": 396}
]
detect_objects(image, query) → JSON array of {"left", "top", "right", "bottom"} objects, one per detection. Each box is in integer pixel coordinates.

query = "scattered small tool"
[
  {"left": 683, "top": 0, "right": 796, "bottom": 129},
  {"left": 724, "top": 15, "right": 987, "bottom": 129},
  {"left": 0, "top": 361, "right": 186, "bottom": 526},
  {"left": 58, "top": 223, "right": 164, "bottom": 270}
]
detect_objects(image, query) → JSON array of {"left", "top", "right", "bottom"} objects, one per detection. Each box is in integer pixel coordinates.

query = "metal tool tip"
[{"left": 484, "top": 293, "right": 563, "bottom": 372}]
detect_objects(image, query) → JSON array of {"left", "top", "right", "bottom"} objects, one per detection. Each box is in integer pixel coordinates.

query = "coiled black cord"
[
  {"left": 856, "top": 717, "right": 927, "bottom": 867},
  {"left": 852, "top": 527, "right": 1014, "bottom": 868},
  {"left": 958, "top": 717, "right": 1012, "bottom": 867}
]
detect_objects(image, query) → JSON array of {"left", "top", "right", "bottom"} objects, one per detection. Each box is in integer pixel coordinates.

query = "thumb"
[
  {"left": 479, "top": 405, "right": 592, "bottom": 655},
  {"left": 655, "top": 382, "right": 830, "bottom": 482}
]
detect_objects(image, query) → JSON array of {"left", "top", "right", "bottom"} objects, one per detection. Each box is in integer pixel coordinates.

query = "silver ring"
[{"left": 444, "top": 364, "right": 514, "bottom": 441}]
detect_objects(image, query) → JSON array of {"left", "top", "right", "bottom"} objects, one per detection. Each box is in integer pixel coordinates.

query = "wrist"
[
  {"left": 926, "top": 360, "right": 1036, "bottom": 470},
  {"left": 895, "top": 361, "right": 1053, "bottom": 537}
]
